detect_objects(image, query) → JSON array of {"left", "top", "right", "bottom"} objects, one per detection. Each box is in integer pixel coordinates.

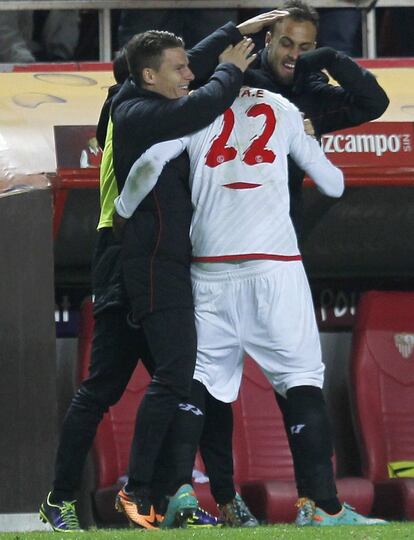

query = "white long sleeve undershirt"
[{"left": 114, "top": 137, "right": 188, "bottom": 218}]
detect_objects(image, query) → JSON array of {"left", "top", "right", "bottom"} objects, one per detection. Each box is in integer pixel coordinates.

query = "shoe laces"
[
  {"left": 342, "top": 502, "right": 357, "bottom": 514},
  {"left": 233, "top": 495, "right": 252, "bottom": 520},
  {"left": 195, "top": 506, "right": 215, "bottom": 519},
  {"left": 59, "top": 501, "right": 81, "bottom": 529}
]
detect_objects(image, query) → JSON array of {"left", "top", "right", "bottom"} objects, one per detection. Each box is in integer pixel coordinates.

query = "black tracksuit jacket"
[
  {"left": 93, "top": 24, "right": 244, "bottom": 315},
  {"left": 111, "top": 60, "right": 243, "bottom": 318}
]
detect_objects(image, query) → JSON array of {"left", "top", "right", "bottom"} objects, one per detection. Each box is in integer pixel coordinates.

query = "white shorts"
[{"left": 191, "top": 260, "right": 324, "bottom": 402}]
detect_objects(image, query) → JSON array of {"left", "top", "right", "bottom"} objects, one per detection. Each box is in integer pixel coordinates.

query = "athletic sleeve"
[
  {"left": 305, "top": 53, "right": 389, "bottom": 135},
  {"left": 114, "top": 138, "right": 188, "bottom": 218},
  {"left": 287, "top": 108, "right": 344, "bottom": 198}
]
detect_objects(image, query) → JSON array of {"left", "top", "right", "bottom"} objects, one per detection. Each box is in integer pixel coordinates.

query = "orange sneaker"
[
  {"left": 115, "top": 488, "right": 158, "bottom": 530},
  {"left": 155, "top": 513, "right": 165, "bottom": 525}
]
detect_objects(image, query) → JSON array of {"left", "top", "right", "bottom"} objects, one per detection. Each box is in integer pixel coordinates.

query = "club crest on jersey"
[{"left": 394, "top": 333, "right": 414, "bottom": 359}]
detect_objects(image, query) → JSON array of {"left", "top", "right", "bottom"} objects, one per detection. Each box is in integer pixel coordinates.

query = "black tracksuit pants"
[
  {"left": 53, "top": 305, "right": 235, "bottom": 502},
  {"left": 126, "top": 307, "right": 197, "bottom": 488},
  {"left": 53, "top": 306, "right": 154, "bottom": 498}
]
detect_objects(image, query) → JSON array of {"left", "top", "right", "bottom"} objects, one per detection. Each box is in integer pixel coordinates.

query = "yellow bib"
[{"left": 97, "top": 118, "right": 118, "bottom": 230}]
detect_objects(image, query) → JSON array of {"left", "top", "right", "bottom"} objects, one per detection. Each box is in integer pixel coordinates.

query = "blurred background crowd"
[{"left": 0, "top": 6, "right": 414, "bottom": 64}]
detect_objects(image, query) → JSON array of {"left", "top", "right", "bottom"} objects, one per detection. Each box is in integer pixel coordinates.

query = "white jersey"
[{"left": 187, "top": 87, "right": 343, "bottom": 262}]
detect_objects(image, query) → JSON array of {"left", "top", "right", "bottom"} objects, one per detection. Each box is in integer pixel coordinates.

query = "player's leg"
[
  {"left": 200, "top": 394, "right": 258, "bottom": 527},
  {"left": 191, "top": 264, "right": 258, "bottom": 526},
  {"left": 155, "top": 263, "right": 243, "bottom": 528},
  {"left": 199, "top": 394, "right": 235, "bottom": 506},
  {"left": 191, "top": 265, "right": 244, "bottom": 404},
  {"left": 118, "top": 307, "right": 197, "bottom": 528},
  {"left": 245, "top": 261, "right": 338, "bottom": 507},
  {"left": 274, "top": 389, "right": 310, "bottom": 498},
  {"left": 246, "top": 261, "right": 386, "bottom": 526},
  {"left": 40, "top": 306, "right": 148, "bottom": 531},
  {"left": 158, "top": 379, "right": 212, "bottom": 528}
]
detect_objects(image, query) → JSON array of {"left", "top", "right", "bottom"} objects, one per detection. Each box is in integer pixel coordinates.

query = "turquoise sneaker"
[
  {"left": 161, "top": 484, "right": 198, "bottom": 529},
  {"left": 296, "top": 498, "right": 388, "bottom": 526}
]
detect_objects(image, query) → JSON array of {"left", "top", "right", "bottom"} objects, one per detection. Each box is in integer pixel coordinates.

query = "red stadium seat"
[
  {"left": 77, "top": 298, "right": 218, "bottom": 525},
  {"left": 234, "top": 356, "right": 374, "bottom": 523},
  {"left": 350, "top": 291, "right": 414, "bottom": 520}
]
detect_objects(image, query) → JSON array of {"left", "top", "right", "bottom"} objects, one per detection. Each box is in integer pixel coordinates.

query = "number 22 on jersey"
[{"left": 205, "top": 103, "right": 277, "bottom": 168}]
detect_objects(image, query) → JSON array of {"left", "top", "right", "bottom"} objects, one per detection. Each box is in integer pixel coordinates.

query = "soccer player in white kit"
[
  {"left": 186, "top": 86, "right": 342, "bottom": 403},
  {"left": 116, "top": 88, "right": 386, "bottom": 525}
]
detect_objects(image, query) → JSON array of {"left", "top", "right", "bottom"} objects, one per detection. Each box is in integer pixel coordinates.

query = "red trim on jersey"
[
  {"left": 192, "top": 254, "right": 302, "bottom": 262},
  {"left": 222, "top": 182, "right": 262, "bottom": 189}
]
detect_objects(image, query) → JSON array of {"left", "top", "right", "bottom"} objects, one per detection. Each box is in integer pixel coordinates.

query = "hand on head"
[
  {"left": 237, "top": 10, "right": 289, "bottom": 36},
  {"left": 219, "top": 38, "right": 257, "bottom": 72}
]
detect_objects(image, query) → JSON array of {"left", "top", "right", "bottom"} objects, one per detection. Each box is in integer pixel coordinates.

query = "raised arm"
[
  {"left": 293, "top": 47, "right": 389, "bottom": 136},
  {"left": 112, "top": 39, "right": 258, "bottom": 189},
  {"left": 114, "top": 40, "right": 255, "bottom": 154},
  {"left": 188, "top": 10, "right": 287, "bottom": 81}
]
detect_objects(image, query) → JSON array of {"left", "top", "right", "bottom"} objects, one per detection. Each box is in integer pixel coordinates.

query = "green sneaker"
[
  {"left": 161, "top": 484, "right": 198, "bottom": 529},
  {"left": 39, "top": 492, "right": 82, "bottom": 532},
  {"left": 296, "top": 498, "right": 388, "bottom": 526}
]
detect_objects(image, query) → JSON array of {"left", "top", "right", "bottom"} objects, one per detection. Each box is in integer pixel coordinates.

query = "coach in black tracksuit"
[{"left": 110, "top": 31, "right": 254, "bottom": 513}]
